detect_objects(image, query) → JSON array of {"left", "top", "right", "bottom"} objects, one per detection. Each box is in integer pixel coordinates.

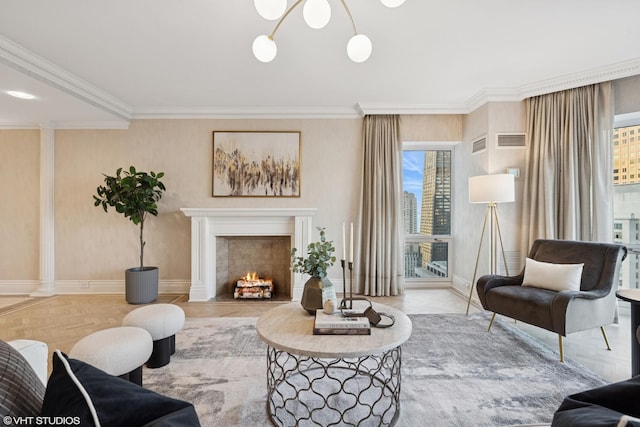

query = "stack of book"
[{"left": 313, "top": 311, "right": 371, "bottom": 335}]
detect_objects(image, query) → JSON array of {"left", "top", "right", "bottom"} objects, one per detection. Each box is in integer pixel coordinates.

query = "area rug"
[{"left": 143, "top": 313, "right": 607, "bottom": 427}]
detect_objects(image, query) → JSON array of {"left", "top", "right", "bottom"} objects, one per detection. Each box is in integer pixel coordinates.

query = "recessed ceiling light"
[{"left": 7, "top": 90, "right": 36, "bottom": 100}]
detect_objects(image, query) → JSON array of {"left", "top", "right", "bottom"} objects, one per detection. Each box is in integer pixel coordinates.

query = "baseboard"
[
  {"left": 0, "top": 280, "right": 191, "bottom": 296},
  {"left": 0, "top": 280, "right": 39, "bottom": 295},
  {"left": 452, "top": 274, "right": 482, "bottom": 308}
]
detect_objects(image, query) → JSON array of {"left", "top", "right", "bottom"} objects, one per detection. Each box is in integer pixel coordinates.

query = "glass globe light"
[
  {"left": 380, "top": 0, "right": 406, "bottom": 7},
  {"left": 254, "top": 0, "right": 287, "bottom": 20},
  {"left": 253, "top": 35, "right": 278, "bottom": 62},
  {"left": 347, "top": 34, "right": 372, "bottom": 63},
  {"left": 303, "top": 0, "right": 331, "bottom": 29}
]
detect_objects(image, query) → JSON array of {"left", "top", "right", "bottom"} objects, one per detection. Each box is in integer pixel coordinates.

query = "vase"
[{"left": 301, "top": 277, "right": 336, "bottom": 315}]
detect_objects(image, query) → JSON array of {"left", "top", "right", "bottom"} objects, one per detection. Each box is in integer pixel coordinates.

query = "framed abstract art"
[{"left": 212, "top": 131, "right": 301, "bottom": 197}]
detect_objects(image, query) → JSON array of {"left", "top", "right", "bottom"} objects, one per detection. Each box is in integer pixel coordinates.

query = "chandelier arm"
[
  {"left": 269, "top": 0, "right": 305, "bottom": 39},
  {"left": 340, "top": 0, "right": 358, "bottom": 34}
]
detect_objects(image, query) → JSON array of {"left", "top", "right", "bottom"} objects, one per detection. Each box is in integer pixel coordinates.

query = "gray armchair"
[{"left": 476, "top": 239, "right": 627, "bottom": 362}]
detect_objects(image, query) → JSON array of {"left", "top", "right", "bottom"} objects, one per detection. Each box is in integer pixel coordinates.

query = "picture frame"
[{"left": 213, "top": 131, "right": 301, "bottom": 197}]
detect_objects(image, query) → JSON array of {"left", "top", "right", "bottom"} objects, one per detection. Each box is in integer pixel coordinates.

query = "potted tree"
[
  {"left": 93, "top": 166, "right": 166, "bottom": 304},
  {"left": 291, "top": 227, "right": 337, "bottom": 314}
]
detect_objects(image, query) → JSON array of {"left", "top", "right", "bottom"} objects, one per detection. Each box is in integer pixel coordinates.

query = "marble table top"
[
  {"left": 256, "top": 301, "right": 413, "bottom": 358},
  {"left": 616, "top": 288, "right": 640, "bottom": 304}
]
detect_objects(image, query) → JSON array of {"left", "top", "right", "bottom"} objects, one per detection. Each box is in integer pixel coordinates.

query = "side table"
[
  {"left": 256, "top": 302, "right": 412, "bottom": 427},
  {"left": 615, "top": 289, "right": 640, "bottom": 376}
]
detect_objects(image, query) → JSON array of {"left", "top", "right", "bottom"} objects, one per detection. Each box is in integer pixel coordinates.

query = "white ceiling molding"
[
  {"left": 1, "top": 32, "right": 639, "bottom": 123},
  {"left": 0, "top": 35, "right": 132, "bottom": 122},
  {"left": 518, "top": 57, "right": 640, "bottom": 100},
  {"left": 361, "top": 57, "right": 640, "bottom": 117},
  {"left": 356, "top": 103, "right": 468, "bottom": 116},
  {"left": 132, "top": 107, "right": 362, "bottom": 120},
  {"left": 0, "top": 121, "right": 131, "bottom": 130}
]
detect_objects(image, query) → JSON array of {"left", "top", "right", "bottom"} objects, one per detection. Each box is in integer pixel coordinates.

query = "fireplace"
[
  {"left": 217, "top": 235, "right": 290, "bottom": 300},
  {"left": 180, "top": 208, "right": 318, "bottom": 301}
]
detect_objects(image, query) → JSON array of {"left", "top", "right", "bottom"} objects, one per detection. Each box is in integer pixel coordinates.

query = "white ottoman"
[
  {"left": 70, "top": 326, "right": 152, "bottom": 386},
  {"left": 9, "top": 339, "right": 48, "bottom": 386},
  {"left": 122, "top": 304, "right": 185, "bottom": 368}
]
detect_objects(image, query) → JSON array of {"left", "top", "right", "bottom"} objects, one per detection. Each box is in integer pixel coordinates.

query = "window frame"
[{"left": 402, "top": 141, "right": 456, "bottom": 287}]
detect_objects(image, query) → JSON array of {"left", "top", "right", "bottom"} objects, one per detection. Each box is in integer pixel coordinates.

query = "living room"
[{"left": 2, "top": 1, "right": 640, "bottom": 426}]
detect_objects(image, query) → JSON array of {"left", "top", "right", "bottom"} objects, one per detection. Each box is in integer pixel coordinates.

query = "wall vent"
[
  {"left": 472, "top": 136, "right": 487, "bottom": 154},
  {"left": 497, "top": 133, "right": 526, "bottom": 148}
]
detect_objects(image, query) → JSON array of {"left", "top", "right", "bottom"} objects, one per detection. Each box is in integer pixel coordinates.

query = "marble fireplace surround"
[{"left": 180, "top": 208, "right": 317, "bottom": 301}]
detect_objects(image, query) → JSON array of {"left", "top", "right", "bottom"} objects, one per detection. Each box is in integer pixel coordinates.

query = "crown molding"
[
  {"left": 0, "top": 121, "right": 131, "bottom": 130},
  {"left": 356, "top": 102, "right": 468, "bottom": 116},
  {"left": 361, "top": 57, "right": 640, "bottom": 116},
  {"left": 518, "top": 57, "right": 640, "bottom": 99},
  {"left": 0, "top": 34, "right": 132, "bottom": 122},
  {"left": 132, "top": 107, "right": 362, "bottom": 120}
]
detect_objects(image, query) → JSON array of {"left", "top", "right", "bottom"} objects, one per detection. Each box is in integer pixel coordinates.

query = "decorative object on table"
[
  {"left": 323, "top": 299, "right": 337, "bottom": 314},
  {"left": 340, "top": 221, "right": 355, "bottom": 309},
  {"left": 291, "top": 226, "right": 337, "bottom": 314},
  {"left": 251, "top": 0, "right": 406, "bottom": 63},
  {"left": 212, "top": 131, "right": 300, "bottom": 197},
  {"left": 313, "top": 310, "right": 370, "bottom": 335},
  {"left": 93, "top": 166, "right": 166, "bottom": 304},
  {"left": 466, "top": 173, "right": 515, "bottom": 314}
]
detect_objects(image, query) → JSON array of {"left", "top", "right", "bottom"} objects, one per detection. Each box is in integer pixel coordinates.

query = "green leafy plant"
[
  {"left": 291, "top": 227, "right": 337, "bottom": 278},
  {"left": 93, "top": 166, "right": 166, "bottom": 269}
]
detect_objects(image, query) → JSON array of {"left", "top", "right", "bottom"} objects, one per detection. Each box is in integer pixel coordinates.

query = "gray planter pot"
[{"left": 125, "top": 266, "right": 159, "bottom": 304}]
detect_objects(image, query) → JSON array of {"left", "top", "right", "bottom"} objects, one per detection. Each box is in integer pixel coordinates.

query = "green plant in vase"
[
  {"left": 291, "top": 227, "right": 337, "bottom": 314},
  {"left": 93, "top": 166, "right": 166, "bottom": 304}
]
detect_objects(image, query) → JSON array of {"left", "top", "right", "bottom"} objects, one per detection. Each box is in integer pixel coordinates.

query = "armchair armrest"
[{"left": 476, "top": 274, "right": 523, "bottom": 308}]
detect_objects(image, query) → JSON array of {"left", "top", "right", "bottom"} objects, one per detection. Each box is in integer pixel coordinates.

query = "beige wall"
[
  {"left": 0, "top": 115, "right": 462, "bottom": 294},
  {"left": 0, "top": 130, "right": 40, "bottom": 282},
  {"left": 453, "top": 101, "right": 527, "bottom": 291}
]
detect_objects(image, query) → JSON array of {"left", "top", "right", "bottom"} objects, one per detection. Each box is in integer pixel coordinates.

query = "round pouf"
[
  {"left": 69, "top": 326, "right": 152, "bottom": 386},
  {"left": 122, "top": 303, "right": 185, "bottom": 368}
]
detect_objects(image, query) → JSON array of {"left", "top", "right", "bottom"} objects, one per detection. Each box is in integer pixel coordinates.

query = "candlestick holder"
[
  {"left": 341, "top": 259, "right": 347, "bottom": 309},
  {"left": 340, "top": 259, "right": 354, "bottom": 309}
]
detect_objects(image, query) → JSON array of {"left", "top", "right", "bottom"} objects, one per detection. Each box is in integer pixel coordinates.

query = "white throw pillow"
[{"left": 521, "top": 257, "right": 584, "bottom": 292}]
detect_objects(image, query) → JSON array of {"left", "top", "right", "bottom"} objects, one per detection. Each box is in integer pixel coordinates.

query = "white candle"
[
  {"left": 350, "top": 222, "right": 354, "bottom": 263},
  {"left": 342, "top": 222, "right": 346, "bottom": 261}
]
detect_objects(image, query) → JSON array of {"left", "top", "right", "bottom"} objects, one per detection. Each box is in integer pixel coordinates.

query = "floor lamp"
[{"left": 466, "top": 174, "right": 515, "bottom": 315}]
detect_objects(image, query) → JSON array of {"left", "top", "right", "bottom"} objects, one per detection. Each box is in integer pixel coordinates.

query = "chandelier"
[{"left": 252, "top": 0, "right": 406, "bottom": 63}]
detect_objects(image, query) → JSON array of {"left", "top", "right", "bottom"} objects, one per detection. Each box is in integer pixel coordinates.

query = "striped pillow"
[{"left": 0, "top": 339, "right": 45, "bottom": 417}]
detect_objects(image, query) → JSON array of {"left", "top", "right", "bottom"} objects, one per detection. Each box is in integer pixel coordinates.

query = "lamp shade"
[
  {"left": 468, "top": 174, "right": 515, "bottom": 203},
  {"left": 254, "top": 0, "right": 287, "bottom": 20},
  {"left": 253, "top": 35, "right": 277, "bottom": 62},
  {"left": 347, "top": 34, "right": 372, "bottom": 63},
  {"left": 303, "top": 0, "right": 331, "bottom": 29}
]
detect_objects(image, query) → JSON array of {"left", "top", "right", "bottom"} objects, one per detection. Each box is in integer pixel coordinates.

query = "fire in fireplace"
[{"left": 234, "top": 272, "right": 274, "bottom": 299}]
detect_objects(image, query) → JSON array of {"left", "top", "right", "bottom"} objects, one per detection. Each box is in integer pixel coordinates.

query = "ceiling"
[{"left": 1, "top": 0, "right": 640, "bottom": 129}]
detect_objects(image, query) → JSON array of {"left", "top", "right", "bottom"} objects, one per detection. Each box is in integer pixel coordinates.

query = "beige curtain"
[
  {"left": 356, "top": 115, "right": 404, "bottom": 296},
  {"left": 522, "top": 82, "right": 614, "bottom": 253}
]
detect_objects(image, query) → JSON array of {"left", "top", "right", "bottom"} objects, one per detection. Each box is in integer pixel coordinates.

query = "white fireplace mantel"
[{"left": 181, "top": 208, "right": 318, "bottom": 301}]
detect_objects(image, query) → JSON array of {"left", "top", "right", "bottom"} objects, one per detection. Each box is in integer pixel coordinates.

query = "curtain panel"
[
  {"left": 356, "top": 115, "right": 404, "bottom": 296},
  {"left": 521, "top": 82, "right": 614, "bottom": 254}
]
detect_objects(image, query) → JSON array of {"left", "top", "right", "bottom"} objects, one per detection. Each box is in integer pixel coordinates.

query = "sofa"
[{"left": 0, "top": 338, "right": 201, "bottom": 426}]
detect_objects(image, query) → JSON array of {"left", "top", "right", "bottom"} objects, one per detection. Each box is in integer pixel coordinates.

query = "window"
[
  {"left": 613, "top": 119, "right": 640, "bottom": 289},
  {"left": 402, "top": 144, "right": 452, "bottom": 284}
]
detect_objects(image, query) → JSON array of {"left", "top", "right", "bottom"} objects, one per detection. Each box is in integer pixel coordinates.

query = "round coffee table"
[{"left": 256, "top": 301, "right": 412, "bottom": 427}]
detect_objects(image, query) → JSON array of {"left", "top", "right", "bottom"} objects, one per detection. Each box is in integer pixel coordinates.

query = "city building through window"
[{"left": 402, "top": 147, "right": 452, "bottom": 284}]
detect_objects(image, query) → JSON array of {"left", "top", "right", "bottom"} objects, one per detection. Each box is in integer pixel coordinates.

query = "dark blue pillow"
[{"left": 41, "top": 350, "right": 200, "bottom": 427}]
